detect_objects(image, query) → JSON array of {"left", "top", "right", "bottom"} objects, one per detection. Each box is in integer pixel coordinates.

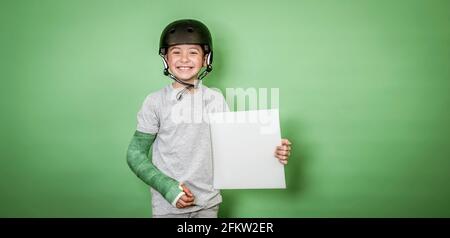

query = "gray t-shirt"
[{"left": 136, "top": 82, "right": 229, "bottom": 215}]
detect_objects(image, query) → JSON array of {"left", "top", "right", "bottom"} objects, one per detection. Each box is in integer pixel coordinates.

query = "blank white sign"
[{"left": 208, "top": 109, "right": 286, "bottom": 189}]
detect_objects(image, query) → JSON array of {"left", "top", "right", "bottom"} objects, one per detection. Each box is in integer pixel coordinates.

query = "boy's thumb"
[{"left": 179, "top": 182, "right": 193, "bottom": 196}]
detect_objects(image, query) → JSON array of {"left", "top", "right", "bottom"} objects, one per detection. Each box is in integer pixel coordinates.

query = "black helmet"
[{"left": 159, "top": 19, "right": 213, "bottom": 64}]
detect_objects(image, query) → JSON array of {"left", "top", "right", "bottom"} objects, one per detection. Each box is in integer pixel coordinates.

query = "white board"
[{"left": 208, "top": 109, "right": 286, "bottom": 189}]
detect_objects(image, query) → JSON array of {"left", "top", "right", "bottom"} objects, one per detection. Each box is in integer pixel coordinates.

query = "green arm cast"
[{"left": 126, "top": 130, "right": 183, "bottom": 205}]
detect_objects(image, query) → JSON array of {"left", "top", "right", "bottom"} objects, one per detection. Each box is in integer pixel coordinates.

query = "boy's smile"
[{"left": 166, "top": 44, "right": 206, "bottom": 85}]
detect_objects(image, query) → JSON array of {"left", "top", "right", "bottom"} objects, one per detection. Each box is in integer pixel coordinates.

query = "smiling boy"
[{"left": 126, "top": 19, "right": 292, "bottom": 218}]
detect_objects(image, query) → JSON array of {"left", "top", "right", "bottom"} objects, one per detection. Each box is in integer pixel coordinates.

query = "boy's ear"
[{"left": 203, "top": 54, "right": 208, "bottom": 67}]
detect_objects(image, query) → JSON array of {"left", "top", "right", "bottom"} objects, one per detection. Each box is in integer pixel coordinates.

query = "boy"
[{"left": 126, "top": 19, "right": 292, "bottom": 218}]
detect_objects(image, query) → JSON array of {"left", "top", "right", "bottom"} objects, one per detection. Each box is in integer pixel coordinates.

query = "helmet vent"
[
  {"left": 187, "top": 27, "right": 194, "bottom": 33},
  {"left": 169, "top": 28, "right": 176, "bottom": 34}
]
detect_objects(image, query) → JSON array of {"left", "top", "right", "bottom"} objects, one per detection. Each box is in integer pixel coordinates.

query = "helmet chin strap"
[{"left": 160, "top": 55, "right": 212, "bottom": 101}]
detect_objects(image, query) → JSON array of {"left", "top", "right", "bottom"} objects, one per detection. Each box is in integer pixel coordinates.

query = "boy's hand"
[
  {"left": 176, "top": 183, "right": 195, "bottom": 209},
  {"left": 275, "top": 138, "right": 292, "bottom": 165}
]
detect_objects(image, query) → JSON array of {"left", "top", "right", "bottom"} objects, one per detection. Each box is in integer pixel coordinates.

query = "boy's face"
[{"left": 165, "top": 44, "right": 206, "bottom": 82}]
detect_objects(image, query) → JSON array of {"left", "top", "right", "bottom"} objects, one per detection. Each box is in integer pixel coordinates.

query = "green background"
[{"left": 1, "top": 0, "right": 449, "bottom": 217}]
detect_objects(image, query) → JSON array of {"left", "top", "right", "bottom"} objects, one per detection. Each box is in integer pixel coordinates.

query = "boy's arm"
[{"left": 126, "top": 130, "right": 184, "bottom": 206}]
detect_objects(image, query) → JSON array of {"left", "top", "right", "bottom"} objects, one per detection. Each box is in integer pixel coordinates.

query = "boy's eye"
[
  {"left": 172, "top": 51, "right": 180, "bottom": 55},
  {"left": 190, "top": 51, "right": 199, "bottom": 55}
]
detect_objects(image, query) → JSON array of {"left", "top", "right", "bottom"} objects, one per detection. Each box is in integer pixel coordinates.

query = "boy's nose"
[{"left": 180, "top": 52, "right": 189, "bottom": 62}]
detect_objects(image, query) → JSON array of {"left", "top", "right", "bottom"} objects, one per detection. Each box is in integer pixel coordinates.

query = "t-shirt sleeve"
[{"left": 136, "top": 95, "right": 160, "bottom": 134}]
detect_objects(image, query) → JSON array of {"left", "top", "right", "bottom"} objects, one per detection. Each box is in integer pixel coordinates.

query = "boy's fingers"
[
  {"left": 281, "top": 139, "right": 292, "bottom": 145},
  {"left": 177, "top": 197, "right": 194, "bottom": 208},
  {"left": 275, "top": 154, "right": 288, "bottom": 160},
  {"left": 277, "top": 145, "right": 291, "bottom": 151},
  {"left": 180, "top": 195, "right": 194, "bottom": 203},
  {"left": 275, "top": 150, "right": 290, "bottom": 157},
  {"left": 279, "top": 159, "right": 288, "bottom": 165},
  {"left": 177, "top": 202, "right": 192, "bottom": 209}
]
